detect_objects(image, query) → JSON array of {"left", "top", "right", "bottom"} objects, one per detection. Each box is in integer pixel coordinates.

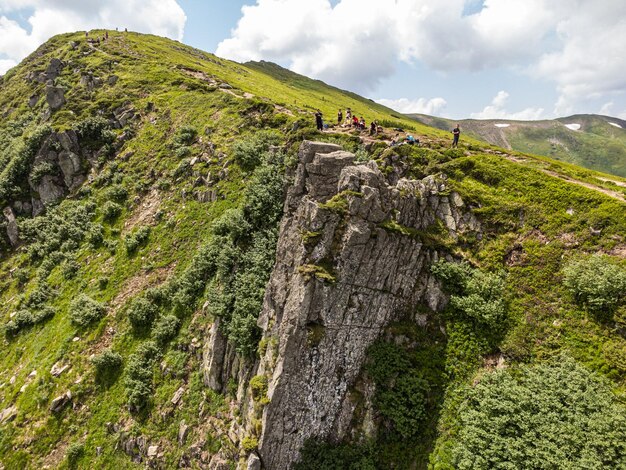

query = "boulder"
[
  {"left": 28, "top": 94, "right": 39, "bottom": 108},
  {"left": 50, "top": 391, "right": 71, "bottom": 413},
  {"left": 247, "top": 453, "right": 261, "bottom": 470},
  {"left": 0, "top": 406, "right": 17, "bottom": 424},
  {"left": 178, "top": 421, "right": 190, "bottom": 445},
  {"left": 3, "top": 207, "right": 19, "bottom": 246},
  {"left": 171, "top": 386, "right": 185, "bottom": 406},
  {"left": 45, "top": 58, "right": 64, "bottom": 81},
  {"left": 45, "top": 85, "right": 65, "bottom": 111},
  {"left": 35, "top": 175, "right": 66, "bottom": 205},
  {"left": 58, "top": 151, "right": 85, "bottom": 190}
]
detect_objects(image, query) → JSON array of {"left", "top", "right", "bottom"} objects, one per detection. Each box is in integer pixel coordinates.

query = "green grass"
[{"left": 0, "top": 29, "right": 624, "bottom": 469}]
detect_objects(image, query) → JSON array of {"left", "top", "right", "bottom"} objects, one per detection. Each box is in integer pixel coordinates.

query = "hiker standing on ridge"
[
  {"left": 315, "top": 110, "right": 324, "bottom": 131},
  {"left": 338, "top": 109, "right": 343, "bottom": 125},
  {"left": 452, "top": 124, "right": 461, "bottom": 148}
]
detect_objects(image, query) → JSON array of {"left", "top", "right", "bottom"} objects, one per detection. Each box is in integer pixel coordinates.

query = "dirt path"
[{"left": 499, "top": 154, "right": 626, "bottom": 202}]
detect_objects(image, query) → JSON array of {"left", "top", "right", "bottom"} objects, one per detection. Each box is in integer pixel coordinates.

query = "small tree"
[{"left": 563, "top": 254, "right": 626, "bottom": 314}]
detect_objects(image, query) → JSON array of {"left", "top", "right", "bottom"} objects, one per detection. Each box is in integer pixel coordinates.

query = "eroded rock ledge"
[{"left": 205, "top": 141, "right": 480, "bottom": 469}]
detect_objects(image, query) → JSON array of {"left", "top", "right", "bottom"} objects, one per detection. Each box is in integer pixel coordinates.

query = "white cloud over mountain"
[
  {"left": 0, "top": 0, "right": 186, "bottom": 74},
  {"left": 471, "top": 91, "right": 545, "bottom": 120},
  {"left": 217, "top": 0, "right": 626, "bottom": 115},
  {"left": 376, "top": 97, "right": 447, "bottom": 116}
]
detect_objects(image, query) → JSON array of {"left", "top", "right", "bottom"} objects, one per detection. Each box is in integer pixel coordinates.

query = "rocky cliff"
[{"left": 203, "top": 141, "right": 480, "bottom": 469}]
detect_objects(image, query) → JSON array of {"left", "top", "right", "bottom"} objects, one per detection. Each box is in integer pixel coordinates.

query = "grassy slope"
[
  {"left": 0, "top": 31, "right": 623, "bottom": 469},
  {"left": 408, "top": 113, "right": 626, "bottom": 178}
]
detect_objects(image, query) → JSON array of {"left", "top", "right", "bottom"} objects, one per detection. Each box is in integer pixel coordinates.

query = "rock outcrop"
[{"left": 231, "top": 141, "right": 480, "bottom": 469}]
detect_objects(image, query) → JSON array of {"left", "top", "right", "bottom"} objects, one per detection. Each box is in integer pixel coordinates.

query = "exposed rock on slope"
[{"left": 226, "top": 141, "right": 480, "bottom": 468}]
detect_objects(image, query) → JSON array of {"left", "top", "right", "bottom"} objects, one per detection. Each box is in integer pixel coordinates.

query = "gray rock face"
[
  {"left": 27, "top": 130, "right": 87, "bottom": 210},
  {"left": 45, "top": 58, "right": 64, "bottom": 81},
  {"left": 45, "top": 85, "right": 65, "bottom": 111},
  {"left": 3, "top": 207, "right": 19, "bottom": 246},
  {"left": 244, "top": 141, "right": 480, "bottom": 469}
]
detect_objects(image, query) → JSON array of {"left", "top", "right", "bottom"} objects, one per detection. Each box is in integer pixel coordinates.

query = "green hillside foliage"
[
  {"left": 0, "top": 30, "right": 624, "bottom": 469},
  {"left": 409, "top": 113, "right": 626, "bottom": 178}
]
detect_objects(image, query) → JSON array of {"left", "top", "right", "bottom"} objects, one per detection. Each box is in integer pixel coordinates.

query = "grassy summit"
[{"left": 0, "top": 30, "right": 624, "bottom": 469}]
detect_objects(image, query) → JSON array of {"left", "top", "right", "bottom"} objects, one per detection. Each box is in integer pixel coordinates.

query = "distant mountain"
[{"left": 408, "top": 113, "right": 626, "bottom": 177}]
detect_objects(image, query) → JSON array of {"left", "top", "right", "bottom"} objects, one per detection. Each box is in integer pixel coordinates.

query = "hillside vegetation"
[
  {"left": 409, "top": 113, "right": 626, "bottom": 178},
  {"left": 0, "top": 30, "right": 624, "bottom": 469}
]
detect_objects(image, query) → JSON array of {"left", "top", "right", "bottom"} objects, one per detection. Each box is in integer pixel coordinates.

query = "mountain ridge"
[
  {"left": 0, "top": 30, "right": 624, "bottom": 470},
  {"left": 408, "top": 112, "right": 626, "bottom": 177}
]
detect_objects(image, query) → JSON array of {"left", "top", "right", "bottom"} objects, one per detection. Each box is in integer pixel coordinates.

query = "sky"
[{"left": 1, "top": 0, "right": 625, "bottom": 120}]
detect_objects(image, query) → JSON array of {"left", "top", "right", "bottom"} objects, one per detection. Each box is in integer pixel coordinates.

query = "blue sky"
[{"left": 1, "top": 0, "right": 625, "bottom": 120}]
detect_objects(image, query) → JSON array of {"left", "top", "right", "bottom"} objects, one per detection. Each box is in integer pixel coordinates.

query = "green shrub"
[
  {"left": 366, "top": 341, "right": 430, "bottom": 439},
  {"left": 124, "top": 341, "right": 161, "bottom": 412},
  {"left": 250, "top": 375, "right": 269, "bottom": 404},
  {"left": 61, "top": 259, "right": 80, "bottom": 280},
  {"left": 0, "top": 124, "right": 51, "bottom": 204},
  {"left": 376, "top": 374, "right": 429, "bottom": 439},
  {"left": 152, "top": 314, "right": 180, "bottom": 344},
  {"left": 241, "top": 436, "right": 258, "bottom": 452},
  {"left": 101, "top": 201, "right": 122, "bottom": 222},
  {"left": 91, "top": 349, "right": 123, "bottom": 385},
  {"left": 104, "top": 184, "right": 128, "bottom": 203},
  {"left": 20, "top": 201, "right": 96, "bottom": 261},
  {"left": 5, "top": 306, "right": 56, "bottom": 338},
  {"left": 451, "top": 357, "right": 626, "bottom": 469},
  {"left": 243, "top": 162, "right": 284, "bottom": 230},
  {"left": 563, "top": 255, "right": 626, "bottom": 314},
  {"left": 173, "top": 125, "right": 197, "bottom": 147},
  {"left": 174, "top": 145, "right": 191, "bottom": 159},
  {"left": 75, "top": 116, "right": 115, "bottom": 152},
  {"left": 69, "top": 294, "right": 106, "bottom": 328},
  {"left": 127, "top": 296, "right": 158, "bottom": 332},
  {"left": 232, "top": 131, "right": 281, "bottom": 171},
  {"left": 29, "top": 161, "right": 57, "bottom": 185},
  {"left": 294, "top": 440, "right": 376, "bottom": 470},
  {"left": 124, "top": 226, "right": 150, "bottom": 254},
  {"left": 66, "top": 442, "right": 84, "bottom": 469},
  {"left": 432, "top": 260, "right": 506, "bottom": 329}
]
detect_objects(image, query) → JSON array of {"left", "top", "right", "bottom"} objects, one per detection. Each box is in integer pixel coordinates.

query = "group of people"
[
  {"left": 314, "top": 107, "right": 382, "bottom": 136},
  {"left": 314, "top": 109, "right": 462, "bottom": 148}
]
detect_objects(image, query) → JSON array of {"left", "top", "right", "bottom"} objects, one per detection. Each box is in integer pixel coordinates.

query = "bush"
[
  {"left": 127, "top": 296, "right": 158, "bottom": 332},
  {"left": 20, "top": 201, "right": 96, "bottom": 261},
  {"left": 75, "top": 116, "right": 115, "bottom": 151},
  {"left": 152, "top": 314, "right": 180, "bottom": 344},
  {"left": 66, "top": 442, "right": 84, "bottom": 468},
  {"left": 375, "top": 374, "right": 429, "bottom": 439},
  {"left": 91, "top": 349, "right": 123, "bottom": 385},
  {"left": 4, "top": 306, "right": 55, "bottom": 338},
  {"left": 173, "top": 125, "right": 197, "bottom": 147},
  {"left": 124, "top": 226, "right": 150, "bottom": 254},
  {"left": 243, "top": 162, "right": 284, "bottom": 231},
  {"left": 366, "top": 341, "right": 430, "bottom": 439},
  {"left": 61, "top": 259, "right": 80, "bottom": 280},
  {"left": 432, "top": 260, "right": 506, "bottom": 329},
  {"left": 232, "top": 131, "right": 281, "bottom": 171},
  {"left": 101, "top": 201, "right": 122, "bottom": 222},
  {"left": 69, "top": 294, "right": 106, "bottom": 328},
  {"left": 241, "top": 436, "right": 258, "bottom": 452},
  {"left": 563, "top": 255, "right": 626, "bottom": 314},
  {"left": 295, "top": 440, "right": 376, "bottom": 470},
  {"left": 124, "top": 341, "right": 161, "bottom": 412},
  {"left": 104, "top": 184, "right": 128, "bottom": 203},
  {"left": 451, "top": 357, "right": 626, "bottom": 469},
  {"left": 250, "top": 375, "right": 269, "bottom": 403}
]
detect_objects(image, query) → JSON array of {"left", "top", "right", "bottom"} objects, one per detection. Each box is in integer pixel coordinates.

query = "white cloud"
[
  {"left": 217, "top": 0, "right": 626, "bottom": 113},
  {"left": 471, "top": 90, "right": 545, "bottom": 120},
  {"left": 0, "top": 58, "right": 16, "bottom": 74},
  {"left": 0, "top": 0, "right": 186, "bottom": 74},
  {"left": 217, "top": 0, "right": 559, "bottom": 91},
  {"left": 375, "top": 97, "right": 447, "bottom": 115}
]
